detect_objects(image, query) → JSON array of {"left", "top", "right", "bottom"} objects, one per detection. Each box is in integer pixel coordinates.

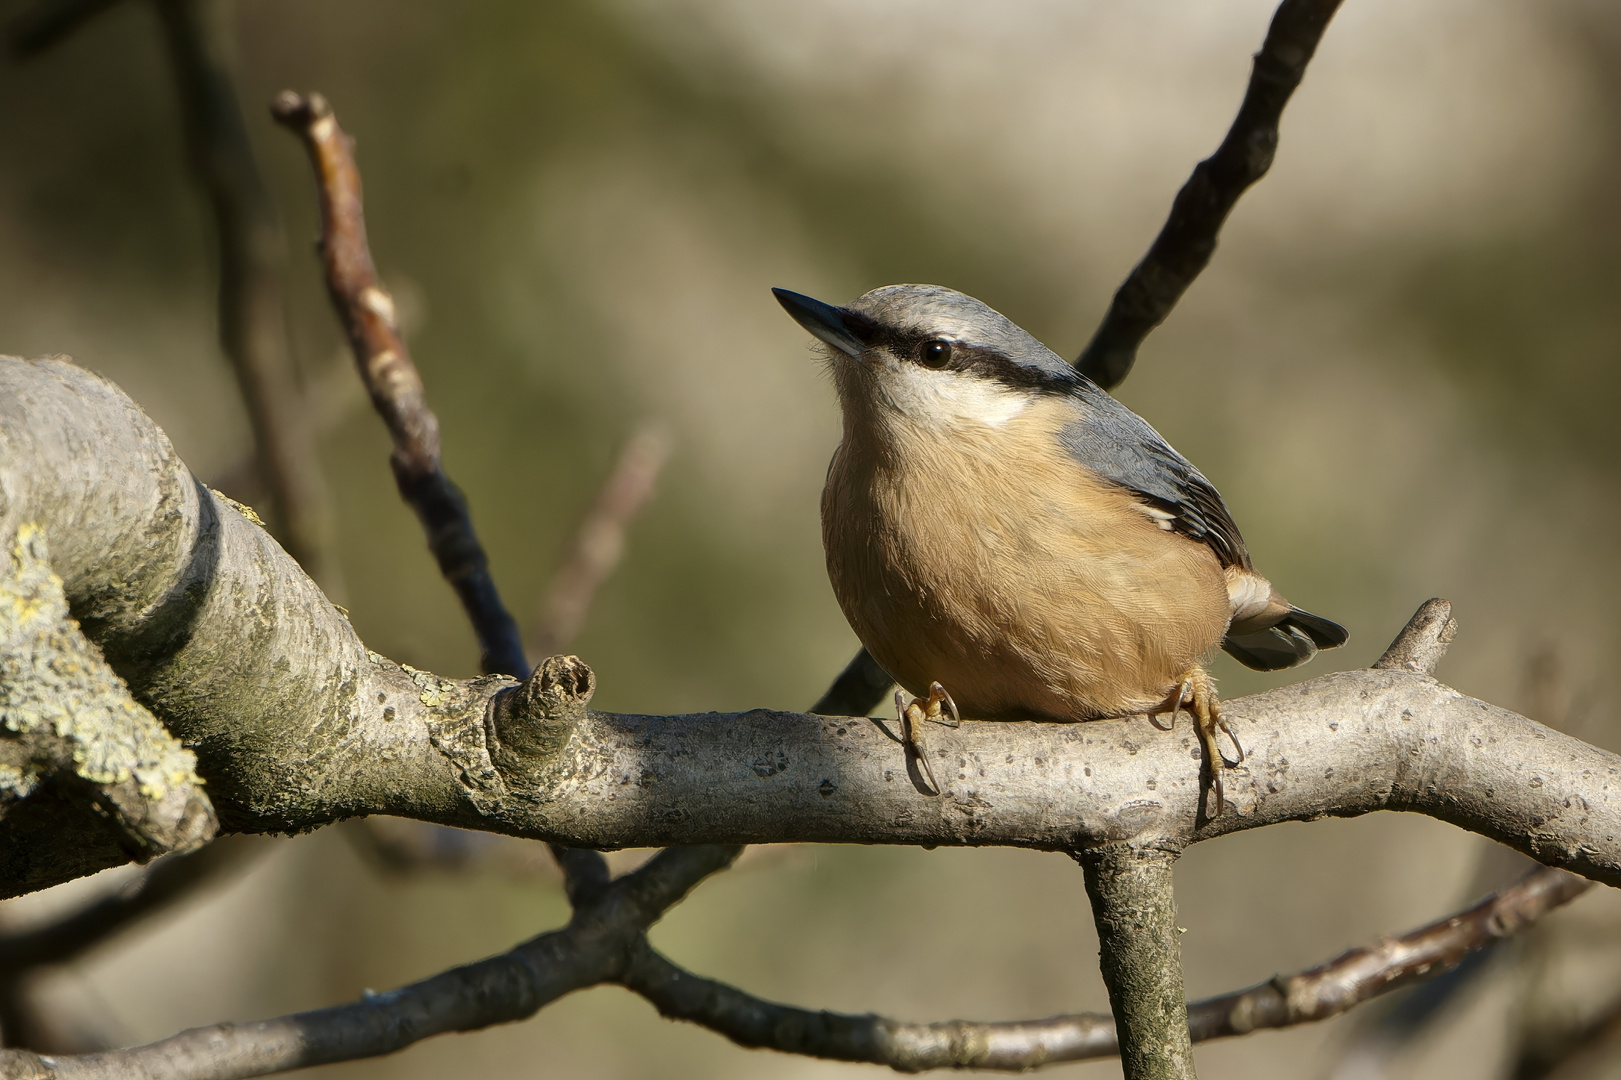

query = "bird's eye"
[{"left": 919, "top": 340, "right": 952, "bottom": 368}]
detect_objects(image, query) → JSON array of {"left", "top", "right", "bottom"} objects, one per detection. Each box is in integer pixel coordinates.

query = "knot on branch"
[
  {"left": 1373, "top": 598, "right": 1457, "bottom": 676},
  {"left": 489, "top": 655, "right": 595, "bottom": 787}
]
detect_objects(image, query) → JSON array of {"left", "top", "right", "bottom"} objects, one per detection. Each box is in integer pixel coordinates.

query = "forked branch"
[{"left": 0, "top": 851, "right": 1585, "bottom": 1076}]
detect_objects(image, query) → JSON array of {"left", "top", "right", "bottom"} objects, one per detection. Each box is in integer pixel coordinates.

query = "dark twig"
[
  {"left": 1075, "top": 0, "right": 1345, "bottom": 389},
  {"left": 1512, "top": 987, "right": 1621, "bottom": 1080},
  {"left": 0, "top": 844, "right": 742, "bottom": 1078},
  {"left": 5, "top": 0, "right": 121, "bottom": 56},
  {"left": 530, "top": 423, "right": 671, "bottom": 658},
  {"left": 0, "top": 839, "right": 255, "bottom": 1051},
  {"left": 2, "top": 853, "right": 1580, "bottom": 1076},
  {"left": 1190, "top": 866, "right": 1590, "bottom": 1043},
  {"left": 270, "top": 91, "right": 526, "bottom": 677},
  {"left": 153, "top": 0, "right": 333, "bottom": 585}
]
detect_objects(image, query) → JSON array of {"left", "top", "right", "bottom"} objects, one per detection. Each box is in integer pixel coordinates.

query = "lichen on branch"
[{"left": 0, "top": 521, "right": 215, "bottom": 897}]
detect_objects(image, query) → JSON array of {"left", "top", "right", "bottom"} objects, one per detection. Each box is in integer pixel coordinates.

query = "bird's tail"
[{"left": 1222, "top": 607, "right": 1349, "bottom": 672}]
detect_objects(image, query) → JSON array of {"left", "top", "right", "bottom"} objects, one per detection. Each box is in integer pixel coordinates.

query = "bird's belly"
[{"left": 823, "top": 445, "right": 1229, "bottom": 721}]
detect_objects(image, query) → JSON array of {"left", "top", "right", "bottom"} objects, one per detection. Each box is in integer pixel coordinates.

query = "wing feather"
[{"left": 1058, "top": 384, "right": 1251, "bottom": 569}]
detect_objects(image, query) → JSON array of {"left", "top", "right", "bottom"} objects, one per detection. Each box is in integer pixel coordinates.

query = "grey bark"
[
  {"left": 1079, "top": 844, "right": 1195, "bottom": 1080},
  {"left": 4, "top": 354, "right": 1621, "bottom": 892}
]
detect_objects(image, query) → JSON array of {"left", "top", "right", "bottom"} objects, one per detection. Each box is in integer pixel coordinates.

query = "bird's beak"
[{"left": 772, "top": 288, "right": 866, "bottom": 358}]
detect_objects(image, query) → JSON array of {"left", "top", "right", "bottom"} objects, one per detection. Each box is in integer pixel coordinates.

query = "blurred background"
[{"left": 2, "top": 0, "right": 1620, "bottom": 1076}]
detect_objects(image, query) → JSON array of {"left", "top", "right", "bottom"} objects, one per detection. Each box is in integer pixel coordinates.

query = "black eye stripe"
[{"left": 842, "top": 311, "right": 1085, "bottom": 395}]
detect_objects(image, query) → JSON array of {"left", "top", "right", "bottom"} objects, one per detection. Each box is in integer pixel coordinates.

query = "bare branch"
[
  {"left": 1076, "top": 0, "right": 1345, "bottom": 389},
  {"left": 2, "top": 851, "right": 1584, "bottom": 1075},
  {"left": 0, "top": 838, "right": 739, "bottom": 1078},
  {"left": 7, "top": 356, "right": 1621, "bottom": 885},
  {"left": 1190, "top": 865, "right": 1591, "bottom": 1040},
  {"left": 623, "top": 863, "right": 1593, "bottom": 1072},
  {"left": 153, "top": 0, "right": 333, "bottom": 586},
  {"left": 0, "top": 838, "right": 252, "bottom": 970},
  {"left": 4, "top": 0, "right": 120, "bottom": 57},
  {"left": 1078, "top": 843, "right": 1194, "bottom": 1080},
  {"left": 531, "top": 424, "right": 671, "bottom": 658},
  {"left": 1, "top": 519, "right": 215, "bottom": 898},
  {"left": 269, "top": 92, "right": 526, "bottom": 677},
  {"left": 1373, "top": 598, "right": 1459, "bottom": 676}
]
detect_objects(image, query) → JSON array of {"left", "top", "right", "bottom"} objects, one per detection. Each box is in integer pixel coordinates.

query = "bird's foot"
[
  {"left": 1157, "top": 666, "right": 1244, "bottom": 816},
  {"left": 895, "top": 681, "right": 959, "bottom": 795}
]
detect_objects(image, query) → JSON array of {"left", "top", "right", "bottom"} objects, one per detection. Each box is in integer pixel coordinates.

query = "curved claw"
[
  {"left": 1217, "top": 716, "right": 1246, "bottom": 767},
  {"left": 929, "top": 681, "right": 962, "bottom": 727},
  {"left": 1148, "top": 678, "right": 1189, "bottom": 732}
]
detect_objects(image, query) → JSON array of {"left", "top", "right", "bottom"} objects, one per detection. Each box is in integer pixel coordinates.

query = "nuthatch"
[{"left": 774, "top": 284, "right": 1347, "bottom": 811}]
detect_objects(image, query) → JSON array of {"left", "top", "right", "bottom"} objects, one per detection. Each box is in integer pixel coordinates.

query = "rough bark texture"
[
  {"left": 5, "top": 355, "right": 1621, "bottom": 891},
  {"left": 0, "top": 517, "right": 214, "bottom": 897},
  {"left": 1079, "top": 844, "right": 1195, "bottom": 1080}
]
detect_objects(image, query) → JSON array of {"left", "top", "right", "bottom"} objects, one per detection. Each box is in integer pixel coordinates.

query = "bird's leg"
[
  {"left": 895, "top": 681, "right": 959, "bottom": 795},
  {"left": 1172, "top": 666, "right": 1244, "bottom": 816}
]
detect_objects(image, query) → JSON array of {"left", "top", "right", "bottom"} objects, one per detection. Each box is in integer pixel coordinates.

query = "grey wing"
[{"left": 1058, "top": 386, "right": 1251, "bottom": 570}]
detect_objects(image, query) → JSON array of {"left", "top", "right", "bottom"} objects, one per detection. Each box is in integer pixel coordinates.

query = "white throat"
[{"left": 875, "top": 365, "right": 1033, "bottom": 430}]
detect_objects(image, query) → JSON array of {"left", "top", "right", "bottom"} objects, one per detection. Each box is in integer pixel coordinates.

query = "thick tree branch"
[
  {"left": 269, "top": 91, "right": 526, "bottom": 677},
  {"left": 1079, "top": 844, "right": 1194, "bottom": 1079},
  {"left": 1075, "top": 0, "right": 1344, "bottom": 389},
  {"left": 5, "top": 355, "right": 1621, "bottom": 888},
  {"left": 0, "top": 518, "right": 215, "bottom": 898}
]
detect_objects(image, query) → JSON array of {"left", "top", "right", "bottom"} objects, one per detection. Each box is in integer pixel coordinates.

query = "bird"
[{"left": 774, "top": 283, "right": 1347, "bottom": 813}]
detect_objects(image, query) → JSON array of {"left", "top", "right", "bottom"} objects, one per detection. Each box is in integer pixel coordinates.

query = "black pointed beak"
[{"left": 772, "top": 288, "right": 867, "bottom": 358}]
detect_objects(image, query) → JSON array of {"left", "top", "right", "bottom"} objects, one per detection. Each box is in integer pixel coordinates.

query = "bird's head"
[{"left": 773, "top": 284, "right": 1082, "bottom": 436}]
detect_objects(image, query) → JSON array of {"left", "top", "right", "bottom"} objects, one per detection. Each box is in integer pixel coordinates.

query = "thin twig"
[
  {"left": 0, "top": 839, "right": 254, "bottom": 971},
  {"left": 270, "top": 91, "right": 526, "bottom": 677},
  {"left": 0, "top": 840, "right": 256, "bottom": 1051},
  {"left": 0, "top": 845, "right": 741, "bottom": 1079},
  {"left": 1511, "top": 987, "right": 1621, "bottom": 1080},
  {"left": 1075, "top": 0, "right": 1345, "bottom": 389},
  {"left": 154, "top": 0, "right": 333, "bottom": 585},
  {"left": 1191, "top": 866, "right": 1591, "bottom": 1042},
  {"left": 0, "top": 855, "right": 1583, "bottom": 1076},
  {"left": 531, "top": 423, "right": 671, "bottom": 658},
  {"left": 4, "top": 0, "right": 120, "bottom": 57}
]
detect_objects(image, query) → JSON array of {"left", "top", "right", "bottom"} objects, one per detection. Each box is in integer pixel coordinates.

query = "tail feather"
[{"left": 1222, "top": 607, "right": 1349, "bottom": 672}]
